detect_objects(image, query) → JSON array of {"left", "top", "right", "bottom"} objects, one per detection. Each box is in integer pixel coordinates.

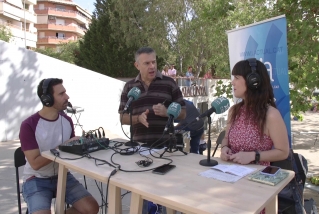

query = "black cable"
[
  {"left": 105, "top": 168, "right": 119, "bottom": 214},
  {"left": 120, "top": 112, "right": 131, "bottom": 140}
]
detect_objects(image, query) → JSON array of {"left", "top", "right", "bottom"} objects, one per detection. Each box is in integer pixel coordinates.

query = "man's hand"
[
  {"left": 152, "top": 103, "right": 167, "bottom": 117},
  {"left": 62, "top": 136, "right": 81, "bottom": 145},
  {"left": 139, "top": 109, "right": 150, "bottom": 128}
]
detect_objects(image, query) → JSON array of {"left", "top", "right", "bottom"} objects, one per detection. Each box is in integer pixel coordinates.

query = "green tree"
[
  {"left": 271, "top": 1, "right": 319, "bottom": 115},
  {"left": 76, "top": 0, "right": 139, "bottom": 77},
  {"left": 35, "top": 41, "right": 80, "bottom": 64},
  {"left": 210, "top": 0, "right": 319, "bottom": 116},
  {"left": 0, "top": 24, "right": 12, "bottom": 42}
]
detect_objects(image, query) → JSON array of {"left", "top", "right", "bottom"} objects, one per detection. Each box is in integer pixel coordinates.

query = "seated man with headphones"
[{"left": 19, "top": 78, "right": 99, "bottom": 214}]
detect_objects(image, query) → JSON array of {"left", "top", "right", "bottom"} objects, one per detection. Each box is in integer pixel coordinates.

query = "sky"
[{"left": 73, "top": 0, "right": 95, "bottom": 14}]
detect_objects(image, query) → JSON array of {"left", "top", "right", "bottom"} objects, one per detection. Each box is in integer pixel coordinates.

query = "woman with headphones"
[{"left": 219, "top": 58, "right": 289, "bottom": 168}]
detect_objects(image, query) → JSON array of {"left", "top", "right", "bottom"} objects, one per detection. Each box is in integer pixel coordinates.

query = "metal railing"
[{"left": 174, "top": 77, "right": 210, "bottom": 87}]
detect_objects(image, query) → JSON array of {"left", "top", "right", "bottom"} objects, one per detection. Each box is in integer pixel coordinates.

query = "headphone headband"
[
  {"left": 42, "top": 78, "right": 53, "bottom": 95},
  {"left": 247, "top": 58, "right": 257, "bottom": 72}
]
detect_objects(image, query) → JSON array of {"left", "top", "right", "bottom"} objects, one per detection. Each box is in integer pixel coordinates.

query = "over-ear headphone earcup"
[
  {"left": 41, "top": 78, "right": 54, "bottom": 107},
  {"left": 246, "top": 58, "right": 261, "bottom": 89},
  {"left": 41, "top": 94, "right": 54, "bottom": 107},
  {"left": 246, "top": 72, "right": 261, "bottom": 89}
]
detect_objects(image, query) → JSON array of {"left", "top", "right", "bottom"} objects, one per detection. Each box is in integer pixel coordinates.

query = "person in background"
[
  {"left": 175, "top": 99, "right": 204, "bottom": 154},
  {"left": 168, "top": 65, "right": 177, "bottom": 78},
  {"left": 19, "top": 78, "right": 99, "bottom": 214},
  {"left": 204, "top": 69, "right": 213, "bottom": 79},
  {"left": 220, "top": 58, "right": 289, "bottom": 167},
  {"left": 185, "top": 66, "right": 194, "bottom": 87},
  {"left": 161, "top": 65, "right": 169, "bottom": 76}
]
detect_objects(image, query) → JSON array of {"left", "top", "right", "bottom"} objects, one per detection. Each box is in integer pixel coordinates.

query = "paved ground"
[{"left": 1, "top": 111, "right": 318, "bottom": 213}]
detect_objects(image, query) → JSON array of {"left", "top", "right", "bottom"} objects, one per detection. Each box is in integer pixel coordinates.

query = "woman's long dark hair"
[{"left": 229, "top": 59, "right": 276, "bottom": 136}]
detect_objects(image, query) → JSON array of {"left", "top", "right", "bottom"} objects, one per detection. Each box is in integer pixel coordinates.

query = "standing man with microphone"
[
  {"left": 118, "top": 47, "right": 186, "bottom": 214},
  {"left": 118, "top": 47, "right": 186, "bottom": 149}
]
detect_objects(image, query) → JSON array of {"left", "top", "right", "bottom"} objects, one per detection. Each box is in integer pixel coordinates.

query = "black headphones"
[
  {"left": 40, "top": 78, "right": 54, "bottom": 107},
  {"left": 246, "top": 58, "right": 261, "bottom": 89}
]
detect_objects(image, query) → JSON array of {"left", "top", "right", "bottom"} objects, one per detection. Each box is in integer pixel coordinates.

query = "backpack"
[{"left": 271, "top": 149, "right": 308, "bottom": 214}]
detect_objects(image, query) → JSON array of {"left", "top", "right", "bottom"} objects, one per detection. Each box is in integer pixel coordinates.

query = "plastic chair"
[
  {"left": 212, "top": 130, "right": 226, "bottom": 157},
  {"left": 14, "top": 147, "right": 27, "bottom": 214}
]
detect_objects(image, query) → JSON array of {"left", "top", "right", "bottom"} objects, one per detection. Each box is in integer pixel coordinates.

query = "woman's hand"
[
  {"left": 229, "top": 151, "right": 255, "bottom": 165},
  {"left": 220, "top": 146, "right": 232, "bottom": 161}
]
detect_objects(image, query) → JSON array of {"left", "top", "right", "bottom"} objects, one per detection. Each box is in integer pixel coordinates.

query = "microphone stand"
[
  {"left": 160, "top": 122, "right": 187, "bottom": 157},
  {"left": 124, "top": 106, "right": 139, "bottom": 147},
  {"left": 199, "top": 114, "right": 218, "bottom": 166}
]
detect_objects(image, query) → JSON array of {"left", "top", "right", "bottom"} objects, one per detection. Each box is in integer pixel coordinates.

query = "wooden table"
[{"left": 42, "top": 143, "right": 294, "bottom": 214}]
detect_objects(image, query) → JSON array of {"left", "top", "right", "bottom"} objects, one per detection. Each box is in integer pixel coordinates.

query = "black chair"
[
  {"left": 271, "top": 150, "right": 307, "bottom": 214},
  {"left": 15, "top": 147, "right": 87, "bottom": 214},
  {"left": 212, "top": 130, "right": 226, "bottom": 157},
  {"left": 14, "top": 147, "right": 28, "bottom": 214}
]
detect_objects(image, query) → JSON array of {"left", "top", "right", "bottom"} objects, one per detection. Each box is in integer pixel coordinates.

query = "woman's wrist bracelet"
[
  {"left": 221, "top": 145, "right": 229, "bottom": 149},
  {"left": 137, "top": 115, "right": 140, "bottom": 123}
]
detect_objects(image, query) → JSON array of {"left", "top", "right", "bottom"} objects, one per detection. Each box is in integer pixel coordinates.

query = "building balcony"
[
  {"left": 0, "top": 1, "right": 37, "bottom": 23},
  {"left": 37, "top": 36, "right": 76, "bottom": 45},
  {"left": 34, "top": 7, "right": 90, "bottom": 24},
  {"left": 0, "top": 21, "right": 37, "bottom": 42},
  {"left": 36, "top": 23, "right": 86, "bottom": 36}
]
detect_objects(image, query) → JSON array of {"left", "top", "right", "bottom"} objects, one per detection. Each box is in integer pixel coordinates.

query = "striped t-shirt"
[{"left": 118, "top": 72, "right": 185, "bottom": 147}]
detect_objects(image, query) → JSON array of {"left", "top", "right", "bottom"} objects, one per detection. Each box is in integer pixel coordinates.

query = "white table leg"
[
  {"left": 56, "top": 165, "right": 68, "bottom": 214},
  {"left": 265, "top": 195, "right": 277, "bottom": 214},
  {"left": 130, "top": 192, "right": 143, "bottom": 214},
  {"left": 108, "top": 184, "right": 122, "bottom": 214}
]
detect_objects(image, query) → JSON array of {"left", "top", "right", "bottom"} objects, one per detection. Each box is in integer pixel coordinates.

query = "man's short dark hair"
[
  {"left": 135, "top": 47, "right": 155, "bottom": 62},
  {"left": 37, "top": 78, "right": 63, "bottom": 99}
]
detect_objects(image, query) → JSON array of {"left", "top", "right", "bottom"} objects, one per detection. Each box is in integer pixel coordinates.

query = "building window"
[
  {"left": 39, "top": 4, "right": 45, "bottom": 10},
  {"left": 56, "top": 33, "right": 65, "bottom": 39},
  {"left": 39, "top": 32, "right": 45, "bottom": 38},
  {"left": 56, "top": 5, "right": 65, "bottom": 11}
]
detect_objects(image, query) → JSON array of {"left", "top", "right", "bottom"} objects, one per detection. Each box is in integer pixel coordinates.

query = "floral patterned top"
[{"left": 228, "top": 106, "right": 273, "bottom": 166}]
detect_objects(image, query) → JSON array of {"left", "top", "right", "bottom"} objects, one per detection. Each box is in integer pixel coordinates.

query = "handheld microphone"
[
  {"left": 164, "top": 102, "right": 181, "bottom": 132},
  {"left": 123, "top": 87, "right": 141, "bottom": 112},
  {"left": 196, "top": 97, "right": 230, "bottom": 120}
]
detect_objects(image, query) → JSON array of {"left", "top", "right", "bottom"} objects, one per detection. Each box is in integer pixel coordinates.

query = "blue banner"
[{"left": 227, "top": 15, "right": 292, "bottom": 146}]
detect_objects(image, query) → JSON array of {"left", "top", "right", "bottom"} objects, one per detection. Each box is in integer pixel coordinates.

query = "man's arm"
[
  {"left": 120, "top": 109, "right": 150, "bottom": 128},
  {"left": 24, "top": 149, "right": 52, "bottom": 170},
  {"left": 119, "top": 113, "right": 139, "bottom": 126},
  {"left": 177, "top": 108, "right": 186, "bottom": 120}
]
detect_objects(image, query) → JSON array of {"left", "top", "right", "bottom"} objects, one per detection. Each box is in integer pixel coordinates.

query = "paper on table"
[
  {"left": 199, "top": 164, "right": 257, "bottom": 183},
  {"left": 211, "top": 164, "right": 256, "bottom": 177},
  {"left": 199, "top": 170, "right": 242, "bottom": 183}
]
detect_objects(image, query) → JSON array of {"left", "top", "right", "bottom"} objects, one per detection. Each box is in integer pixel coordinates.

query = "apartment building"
[
  {"left": 0, "top": 0, "right": 37, "bottom": 49},
  {"left": 34, "top": 0, "right": 91, "bottom": 49}
]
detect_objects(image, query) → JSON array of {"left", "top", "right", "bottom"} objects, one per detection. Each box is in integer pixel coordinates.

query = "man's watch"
[{"left": 254, "top": 150, "right": 260, "bottom": 164}]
